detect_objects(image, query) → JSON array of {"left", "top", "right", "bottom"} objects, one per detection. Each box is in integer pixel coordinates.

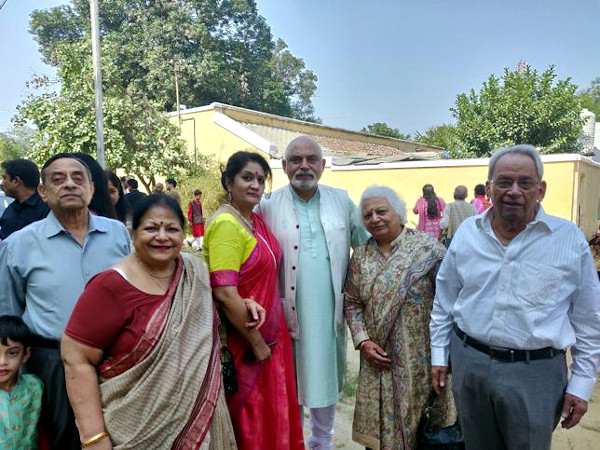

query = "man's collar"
[
  {"left": 44, "top": 210, "right": 108, "bottom": 238},
  {"left": 21, "top": 191, "right": 42, "bottom": 206},
  {"left": 476, "top": 205, "right": 555, "bottom": 232}
]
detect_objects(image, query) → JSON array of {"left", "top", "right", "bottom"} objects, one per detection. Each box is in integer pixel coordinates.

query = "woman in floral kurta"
[{"left": 344, "top": 186, "right": 456, "bottom": 450}]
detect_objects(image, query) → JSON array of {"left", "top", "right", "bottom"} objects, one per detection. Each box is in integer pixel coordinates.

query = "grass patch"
[{"left": 341, "top": 373, "right": 359, "bottom": 401}]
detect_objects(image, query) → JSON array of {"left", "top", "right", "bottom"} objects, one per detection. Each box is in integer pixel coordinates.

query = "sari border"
[
  {"left": 172, "top": 308, "right": 222, "bottom": 449},
  {"left": 210, "top": 270, "right": 240, "bottom": 287}
]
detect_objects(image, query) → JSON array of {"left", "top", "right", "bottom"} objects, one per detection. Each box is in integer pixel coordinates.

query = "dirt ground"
[{"left": 321, "top": 338, "right": 600, "bottom": 449}]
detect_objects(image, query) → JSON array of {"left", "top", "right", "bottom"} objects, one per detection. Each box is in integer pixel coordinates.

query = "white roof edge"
[
  {"left": 166, "top": 103, "right": 217, "bottom": 117},
  {"left": 329, "top": 153, "right": 600, "bottom": 171},
  {"left": 212, "top": 111, "right": 277, "bottom": 156}
]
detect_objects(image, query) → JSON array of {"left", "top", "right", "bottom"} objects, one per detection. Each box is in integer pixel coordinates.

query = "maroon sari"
[{"left": 68, "top": 255, "right": 231, "bottom": 449}]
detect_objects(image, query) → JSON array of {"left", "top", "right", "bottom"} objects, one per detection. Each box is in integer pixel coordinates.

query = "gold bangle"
[{"left": 81, "top": 431, "right": 110, "bottom": 448}]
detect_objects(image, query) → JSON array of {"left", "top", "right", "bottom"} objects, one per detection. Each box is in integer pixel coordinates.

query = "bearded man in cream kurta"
[{"left": 257, "top": 136, "right": 368, "bottom": 449}]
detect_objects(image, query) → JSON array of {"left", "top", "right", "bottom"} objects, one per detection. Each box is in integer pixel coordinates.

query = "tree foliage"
[
  {"left": 414, "top": 124, "right": 464, "bottom": 156},
  {"left": 29, "top": 0, "right": 318, "bottom": 119},
  {"left": 361, "top": 122, "right": 410, "bottom": 140},
  {"left": 451, "top": 65, "right": 584, "bottom": 157},
  {"left": 0, "top": 127, "right": 34, "bottom": 162},
  {"left": 580, "top": 77, "right": 600, "bottom": 117},
  {"left": 18, "top": 0, "right": 319, "bottom": 188}
]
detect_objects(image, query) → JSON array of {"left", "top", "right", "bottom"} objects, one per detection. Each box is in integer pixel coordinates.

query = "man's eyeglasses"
[{"left": 491, "top": 178, "right": 539, "bottom": 191}]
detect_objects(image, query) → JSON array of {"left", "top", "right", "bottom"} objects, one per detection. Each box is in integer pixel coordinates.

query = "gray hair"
[
  {"left": 488, "top": 144, "right": 543, "bottom": 181},
  {"left": 358, "top": 186, "right": 407, "bottom": 225},
  {"left": 284, "top": 135, "right": 323, "bottom": 160},
  {"left": 453, "top": 185, "right": 468, "bottom": 200}
]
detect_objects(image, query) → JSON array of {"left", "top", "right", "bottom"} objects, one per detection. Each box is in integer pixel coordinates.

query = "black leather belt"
[
  {"left": 454, "top": 325, "right": 564, "bottom": 362},
  {"left": 31, "top": 335, "right": 61, "bottom": 350}
]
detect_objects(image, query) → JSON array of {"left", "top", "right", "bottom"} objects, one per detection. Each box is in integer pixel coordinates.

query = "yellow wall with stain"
[
  {"left": 271, "top": 158, "right": 600, "bottom": 237},
  {"left": 171, "top": 110, "right": 262, "bottom": 164},
  {"left": 170, "top": 108, "right": 599, "bottom": 238}
]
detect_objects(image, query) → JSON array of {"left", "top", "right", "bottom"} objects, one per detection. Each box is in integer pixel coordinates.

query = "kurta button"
[
  {"left": 292, "top": 266, "right": 296, "bottom": 270},
  {"left": 296, "top": 224, "right": 299, "bottom": 229},
  {"left": 294, "top": 245, "right": 298, "bottom": 250},
  {"left": 291, "top": 306, "right": 295, "bottom": 311},
  {"left": 291, "top": 286, "right": 295, "bottom": 291}
]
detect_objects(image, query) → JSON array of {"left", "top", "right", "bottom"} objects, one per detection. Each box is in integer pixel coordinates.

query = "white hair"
[
  {"left": 488, "top": 144, "right": 543, "bottom": 180},
  {"left": 284, "top": 135, "right": 323, "bottom": 160},
  {"left": 358, "top": 186, "right": 407, "bottom": 225}
]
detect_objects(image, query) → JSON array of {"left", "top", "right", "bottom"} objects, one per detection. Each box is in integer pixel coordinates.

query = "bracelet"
[{"left": 81, "top": 431, "right": 110, "bottom": 448}]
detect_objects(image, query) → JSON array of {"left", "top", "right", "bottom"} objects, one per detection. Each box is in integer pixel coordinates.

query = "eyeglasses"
[{"left": 491, "top": 178, "right": 539, "bottom": 191}]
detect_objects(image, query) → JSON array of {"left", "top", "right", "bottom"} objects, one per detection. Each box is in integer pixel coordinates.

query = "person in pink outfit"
[
  {"left": 413, "top": 184, "right": 445, "bottom": 239},
  {"left": 470, "top": 184, "right": 492, "bottom": 214}
]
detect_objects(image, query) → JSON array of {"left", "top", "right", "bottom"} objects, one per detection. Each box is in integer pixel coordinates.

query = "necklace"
[
  {"left": 225, "top": 203, "right": 254, "bottom": 232},
  {"left": 135, "top": 254, "right": 175, "bottom": 279}
]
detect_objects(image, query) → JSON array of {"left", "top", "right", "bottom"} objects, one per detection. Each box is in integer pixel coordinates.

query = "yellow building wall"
[
  {"left": 272, "top": 160, "right": 578, "bottom": 230},
  {"left": 170, "top": 110, "right": 263, "bottom": 164},
  {"left": 574, "top": 161, "right": 600, "bottom": 238},
  {"left": 171, "top": 112, "right": 598, "bottom": 237}
]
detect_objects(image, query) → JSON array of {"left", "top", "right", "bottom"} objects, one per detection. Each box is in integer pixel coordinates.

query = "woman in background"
[
  {"left": 106, "top": 170, "right": 130, "bottom": 225},
  {"left": 412, "top": 183, "right": 445, "bottom": 239},
  {"left": 73, "top": 153, "right": 116, "bottom": 219}
]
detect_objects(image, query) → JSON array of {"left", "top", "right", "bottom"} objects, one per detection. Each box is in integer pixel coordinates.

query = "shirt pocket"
[{"left": 515, "top": 262, "right": 564, "bottom": 309}]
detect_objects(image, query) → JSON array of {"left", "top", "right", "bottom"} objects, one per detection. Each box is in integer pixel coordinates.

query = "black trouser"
[{"left": 26, "top": 345, "right": 80, "bottom": 450}]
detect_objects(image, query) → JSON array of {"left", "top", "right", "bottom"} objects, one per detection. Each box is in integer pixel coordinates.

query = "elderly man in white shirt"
[{"left": 430, "top": 144, "right": 600, "bottom": 449}]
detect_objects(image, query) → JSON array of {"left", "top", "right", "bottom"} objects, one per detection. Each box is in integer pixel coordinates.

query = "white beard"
[{"left": 291, "top": 170, "right": 317, "bottom": 191}]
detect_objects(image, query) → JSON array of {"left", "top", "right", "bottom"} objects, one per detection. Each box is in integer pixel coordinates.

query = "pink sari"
[{"left": 210, "top": 214, "right": 304, "bottom": 450}]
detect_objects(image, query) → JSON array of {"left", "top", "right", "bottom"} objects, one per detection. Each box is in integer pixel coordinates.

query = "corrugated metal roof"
[{"left": 240, "top": 122, "right": 440, "bottom": 159}]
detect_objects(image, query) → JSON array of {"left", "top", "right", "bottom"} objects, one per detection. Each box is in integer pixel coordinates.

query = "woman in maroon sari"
[
  {"left": 60, "top": 195, "right": 265, "bottom": 449},
  {"left": 204, "top": 151, "right": 304, "bottom": 449}
]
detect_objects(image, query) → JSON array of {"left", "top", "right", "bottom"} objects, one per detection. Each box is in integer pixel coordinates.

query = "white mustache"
[{"left": 294, "top": 169, "right": 316, "bottom": 180}]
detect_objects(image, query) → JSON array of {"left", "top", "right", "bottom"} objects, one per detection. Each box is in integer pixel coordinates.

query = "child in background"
[
  {"left": 187, "top": 189, "right": 205, "bottom": 251},
  {"left": 0, "top": 315, "right": 43, "bottom": 450}
]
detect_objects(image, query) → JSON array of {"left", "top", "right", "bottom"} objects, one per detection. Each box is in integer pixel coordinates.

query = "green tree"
[
  {"left": 415, "top": 124, "right": 464, "bottom": 157},
  {"left": 271, "top": 39, "right": 319, "bottom": 122},
  {"left": 580, "top": 77, "right": 600, "bottom": 117},
  {"left": 19, "top": 0, "right": 319, "bottom": 187},
  {"left": 29, "top": 0, "right": 317, "bottom": 119},
  {"left": 361, "top": 122, "right": 410, "bottom": 140},
  {"left": 0, "top": 126, "right": 33, "bottom": 162},
  {"left": 452, "top": 65, "right": 584, "bottom": 157},
  {"left": 15, "top": 40, "right": 189, "bottom": 192}
]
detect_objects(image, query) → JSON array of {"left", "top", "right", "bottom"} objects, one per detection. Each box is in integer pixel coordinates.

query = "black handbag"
[
  {"left": 218, "top": 321, "right": 238, "bottom": 395},
  {"left": 220, "top": 344, "right": 238, "bottom": 395},
  {"left": 417, "top": 391, "right": 464, "bottom": 449}
]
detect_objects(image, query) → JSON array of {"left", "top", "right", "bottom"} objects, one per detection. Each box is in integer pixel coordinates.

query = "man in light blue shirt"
[
  {"left": 430, "top": 145, "right": 600, "bottom": 449},
  {"left": 0, "top": 153, "right": 130, "bottom": 450}
]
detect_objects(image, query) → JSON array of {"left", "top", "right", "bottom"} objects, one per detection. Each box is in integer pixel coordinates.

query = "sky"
[{"left": 1, "top": 0, "right": 600, "bottom": 136}]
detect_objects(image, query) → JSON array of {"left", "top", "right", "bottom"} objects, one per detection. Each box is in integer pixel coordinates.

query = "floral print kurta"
[{"left": 344, "top": 227, "right": 456, "bottom": 450}]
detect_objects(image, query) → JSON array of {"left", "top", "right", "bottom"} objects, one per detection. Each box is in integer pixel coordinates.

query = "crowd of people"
[{"left": 0, "top": 139, "right": 599, "bottom": 450}]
